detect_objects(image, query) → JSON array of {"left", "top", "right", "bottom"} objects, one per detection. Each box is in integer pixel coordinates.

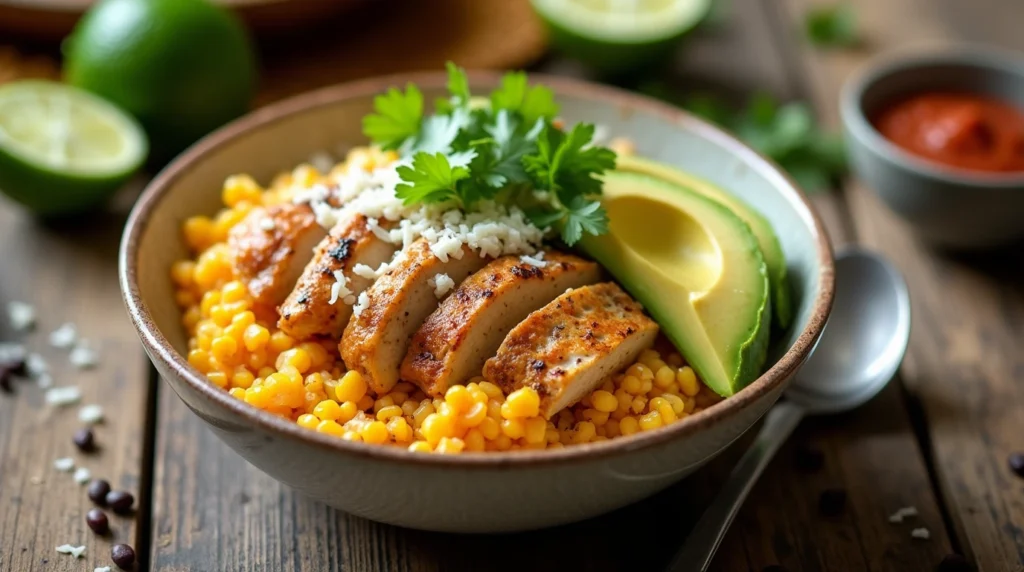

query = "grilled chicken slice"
[
  {"left": 483, "top": 282, "right": 659, "bottom": 418},
  {"left": 277, "top": 214, "right": 397, "bottom": 339},
  {"left": 228, "top": 203, "right": 326, "bottom": 308},
  {"left": 402, "top": 252, "right": 602, "bottom": 396},
  {"left": 341, "top": 239, "right": 492, "bottom": 395}
]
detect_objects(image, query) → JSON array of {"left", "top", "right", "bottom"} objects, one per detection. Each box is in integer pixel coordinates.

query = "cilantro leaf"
[
  {"left": 363, "top": 84, "right": 423, "bottom": 150},
  {"left": 490, "top": 71, "right": 560, "bottom": 126},
  {"left": 805, "top": 4, "right": 857, "bottom": 47},
  {"left": 562, "top": 196, "right": 609, "bottom": 246},
  {"left": 395, "top": 152, "right": 470, "bottom": 206},
  {"left": 413, "top": 106, "right": 472, "bottom": 154},
  {"left": 524, "top": 123, "right": 616, "bottom": 200},
  {"left": 446, "top": 61, "right": 471, "bottom": 105}
]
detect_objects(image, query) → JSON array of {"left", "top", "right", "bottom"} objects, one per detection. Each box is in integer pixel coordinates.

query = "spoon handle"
[{"left": 666, "top": 401, "right": 806, "bottom": 572}]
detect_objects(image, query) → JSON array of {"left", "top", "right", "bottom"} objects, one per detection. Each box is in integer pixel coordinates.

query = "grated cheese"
[
  {"left": 73, "top": 467, "right": 91, "bottom": 484},
  {"left": 36, "top": 373, "right": 53, "bottom": 389},
  {"left": 79, "top": 404, "right": 104, "bottom": 425},
  {"left": 45, "top": 386, "right": 82, "bottom": 407},
  {"left": 259, "top": 217, "right": 276, "bottom": 232},
  {"left": 328, "top": 270, "right": 352, "bottom": 305},
  {"left": 69, "top": 343, "right": 98, "bottom": 369},
  {"left": 54, "top": 457, "right": 74, "bottom": 472},
  {"left": 49, "top": 323, "right": 78, "bottom": 349},
  {"left": 55, "top": 545, "right": 86, "bottom": 559},
  {"left": 6, "top": 301, "right": 35, "bottom": 331},
  {"left": 520, "top": 251, "right": 547, "bottom": 268},
  {"left": 0, "top": 343, "right": 26, "bottom": 364},
  {"left": 910, "top": 527, "right": 930, "bottom": 540},
  {"left": 95, "top": 567, "right": 112, "bottom": 572},
  {"left": 429, "top": 273, "right": 455, "bottom": 298},
  {"left": 26, "top": 353, "right": 47, "bottom": 377},
  {"left": 888, "top": 506, "right": 918, "bottom": 523},
  {"left": 353, "top": 291, "right": 370, "bottom": 318}
]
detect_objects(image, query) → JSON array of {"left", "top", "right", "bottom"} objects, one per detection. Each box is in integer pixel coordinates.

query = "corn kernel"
[
  {"left": 205, "top": 371, "right": 227, "bottom": 388},
  {"left": 342, "top": 431, "right": 362, "bottom": 442},
  {"left": 315, "top": 420, "right": 344, "bottom": 436},
  {"left": 492, "top": 434, "right": 512, "bottom": 451},
  {"left": 183, "top": 216, "right": 215, "bottom": 251},
  {"left": 436, "top": 437, "right": 465, "bottom": 454},
  {"left": 581, "top": 409, "right": 610, "bottom": 426},
  {"left": 479, "top": 416, "right": 500, "bottom": 440},
  {"left": 374, "top": 395, "right": 395, "bottom": 413},
  {"left": 639, "top": 410, "right": 663, "bottom": 431},
  {"left": 297, "top": 414, "right": 319, "bottom": 430},
  {"left": 269, "top": 331, "right": 294, "bottom": 353},
  {"left": 387, "top": 417, "right": 414, "bottom": 442},
  {"left": 257, "top": 366, "right": 275, "bottom": 379},
  {"left": 605, "top": 419, "right": 621, "bottom": 438},
  {"left": 401, "top": 400, "right": 419, "bottom": 417},
  {"left": 377, "top": 405, "right": 403, "bottom": 422},
  {"left": 621, "top": 375, "right": 643, "bottom": 395},
  {"left": 663, "top": 393, "right": 686, "bottom": 415},
  {"left": 412, "top": 402, "right": 435, "bottom": 428},
  {"left": 408, "top": 441, "right": 432, "bottom": 453},
  {"left": 361, "top": 421, "right": 389, "bottom": 444},
  {"left": 228, "top": 387, "right": 246, "bottom": 400},
  {"left": 443, "top": 385, "right": 474, "bottom": 414},
  {"left": 357, "top": 394, "right": 374, "bottom": 412},
  {"left": 478, "top": 381, "right": 504, "bottom": 401},
  {"left": 243, "top": 324, "right": 270, "bottom": 352},
  {"left": 591, "top": 390, "right": 618, "bottom": 413},
  {"left": 678, "top": 366, "right": 700, "bottom": 397},
  {"left": 658, "top": 402, "right": 678, "bottom": 423},
  {"left": 461, "top": 401, "right": 487, "bottom": 427},
  {"left": 211, "top": 336, "right": 238, "bottom": 363},
  {"left": 573, "top": 421, "right": 596, "bottom": 443},
  {"left": 631, "top": 396, "right": 647, "bottom": 414},
  {"left": 502, "top": 387, "right": 540, "bottom": 418},
  {"left": 464, "top": 428, "right": 486, "bottom": 451},
  {"left": 619, "top": 416, "right": 639, "bottom": 436},
  {"left": 524, "top": 417, "right": 547, "bottom": 444},
  {"left": 420, "top": 413, "right": 452, "bottom": 446},
  {"left": 337, "top": 401, "right": 358, "bottom": 424},
  {"left": 546, "top": 428, "right": 560, "bottom": 443},
  {"left": 335, "top": 370, "right": 368, "bottom": 403},
  {"left": 487, "top": 399, "right": 503, "bottom": 419},
  {"left": 188, "top": 349, "right": 211, "bottom": 372},
  {"left": 640, "top": 378, "right": 653, "bottom": 394},
  {"left": 501, "top": 418, "right": 526, "bottom": 439},
  {"left": 655, "top": 366, "right": 675, "bottom": 389},
  {"left": 313, "top": 400, "right": 342, "bottom": 421}
]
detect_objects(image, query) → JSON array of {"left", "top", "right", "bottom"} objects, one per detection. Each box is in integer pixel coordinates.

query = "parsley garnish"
[
  {"left": 362, "top": 62, "right": 616, "bottom": 245},
  {"left": 805, "top": 4, "right": 857, "bottom": 48}
]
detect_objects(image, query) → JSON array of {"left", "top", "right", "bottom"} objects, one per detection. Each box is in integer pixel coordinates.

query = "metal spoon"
[{"left": 667, "top": 249, "right": 911, "bottom": 572}]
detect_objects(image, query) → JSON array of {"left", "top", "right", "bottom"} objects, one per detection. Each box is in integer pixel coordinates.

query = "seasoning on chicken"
[
  {"left": 277, "top": 214, "right": 397, "bottom": 339},
  {"left": 341, "top": 238, "right": 492, "bottom": 395},
  {"left": 402, "top": 252, "right": 601, "bottom": 396},
  {"left": 227, "top": 203, "right": 326, "bottom": 308},
  {"left": 483, "top": 282, "right": 659, "bottom": 418}
]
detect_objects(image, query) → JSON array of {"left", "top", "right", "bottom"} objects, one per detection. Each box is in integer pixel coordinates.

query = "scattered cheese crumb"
[
  {"left": 910, "top": 527, "right": 930, "bottom": 540},
  {"left": 328, "top": 270, "right": 352, "bottom": 305},
  {"left": 888, "top": 506, "right": 919, "bottom": 523},
  {"left": 429, "top": 273, "right": 455, "bottom": 298},
  {"left": 45, "top": 386, "right": 82, "bottom": 407},
  {"left": 55, "top": 544, "right": 86, "bottom": 558},
  {"left": 0, "top": 343, "right": 26, "bottom": 364},
  {"left": 259, "top": 217, "right": 276, "bottom": 232},
  {"left": 520, "top": 251, "right": 547, "bottom": 268},
  {"left": 26, "top": 353, "right": 47, "bottom": 377},
  {"left": 54, "top": 457, "right": 74, "bottom": 472},
  {"left": 73, "top": 467, "right": 91, "bottom": 484},
  {"left": 79, "top": 404, "right": 104, "bottom": 425},
  {"left": 69, "top": 343, "right": 98, "bottom": 369},
  {"left": 49, "top": 323, "right": 78, "bottom": 349},
  {"left": 36, "top": 373, "right": 53, "bottom": 389},
  {"left": 353, "top": 291, "right": 370, "bottom": 318},
  {"left": 6, "top": 301, "right": 35, "bottom": 331},
  {"left": 95, "top": 567, "right": 112, "bottom": 572}
]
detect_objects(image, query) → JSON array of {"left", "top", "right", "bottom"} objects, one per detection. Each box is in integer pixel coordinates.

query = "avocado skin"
[
  {"left": 580, "top": 171, "right": 771, "bottom": 396},
  {"left": 614, "top": 155, "right": 792, "bottom": 331}
]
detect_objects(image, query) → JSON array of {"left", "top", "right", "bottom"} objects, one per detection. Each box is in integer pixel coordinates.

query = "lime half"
[
  {"left": 0, "top": 80, "right": 147, "bottom": 216},
  {"left": 531, "top": 0, "right": 712, "bottom": 74}
]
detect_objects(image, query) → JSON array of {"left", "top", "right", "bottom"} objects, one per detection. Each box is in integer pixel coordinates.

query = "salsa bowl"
[{"left": 119, "top": 71, "right": 834, "bottom": 533}]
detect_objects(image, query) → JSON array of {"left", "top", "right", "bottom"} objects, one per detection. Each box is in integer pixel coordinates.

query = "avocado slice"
[
  {"left": 615, "top": 155, "right": 792, "bottom": 330},
  {"left": 579, "top": 172, "right": 771, "bottom": 396}
]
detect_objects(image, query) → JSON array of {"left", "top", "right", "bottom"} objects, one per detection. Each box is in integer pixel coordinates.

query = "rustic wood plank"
[
  {"left": 777, "top": 0, "right": 1024, "bottom": 569},
  {"left": 0, "top": 182, "right": 155, "bottom": 571},
  {"left": 148, "top": 0, "right": 953, "bottom": 570}
]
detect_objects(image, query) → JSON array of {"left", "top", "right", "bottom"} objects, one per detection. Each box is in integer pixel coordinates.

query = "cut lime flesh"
[{"left": 0, "top": 81, "right": 147, "bottom": 216}]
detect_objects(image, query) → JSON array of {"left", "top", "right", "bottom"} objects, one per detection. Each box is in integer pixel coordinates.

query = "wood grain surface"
[{"left": 0, "top": 180, "right": 155, "bottom": 572}]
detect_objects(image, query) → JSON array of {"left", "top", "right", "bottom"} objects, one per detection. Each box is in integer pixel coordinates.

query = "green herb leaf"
[
  {"left": 446, "top": 61, "right": 471, "bottom": 105},
  {"left": 490, "top": 71, "right": 560, "bottom": 127},
  {"left": 805, "top": 4, "right": 857, "bottom": 47},
  {"left": 525, "top": 123, "right": 616, "bottom": 199},
  {"left": 363, "top": 84, "right": 424, "bottom": 150},
  {"left": 395, "top": 152, "right": 471, "bottom": 206},
  {"left": 413, "top": 106, "right": 472, "bottom": 154},
  {"left": 562, "top": 196, "right": 609, "bottom": 246}
]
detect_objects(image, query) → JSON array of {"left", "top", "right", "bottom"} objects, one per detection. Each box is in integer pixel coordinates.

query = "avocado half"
[
  {"left": 615, "top": 155, "right": 792, "bottom": 330},
  {"left": 580, "top": 171, "right": 771, "bottom": 397}
]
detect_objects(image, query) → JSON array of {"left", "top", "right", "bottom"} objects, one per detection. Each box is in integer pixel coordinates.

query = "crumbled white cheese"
[
  {"left": 888, "top": 506, "right": 919, "bottom": 523},
  {"left": 25, "top": 353, "right": 47, "bottom": 377},
  {"left": 69, "top": 343, "right": 98, "bottom": 369},
  {"left": 79, "top": 404, "right": 104, "bottom": 425},
  {"left": 429, "top": 273, "right": 455, "bottom": 298},
  {"left": 73, "top": 467, "right": 91, "bottom": 484},
  {"left": 520, "top": 251, "right": 547, "bottom": 267},
  {"left": 54, "top": 457, "right": 74, "bottom": 472},
  {"left": 352, "top": 263, "right": 378, "bottom": 280},
  {"left": 36, "top": 373, "right": 52, "bottom": 389},
  {"left": 95, "top": 567, "right": 112, "bottom": 572},
  {"left": 259, "top": 217, "right": 276, "bottom": 232},
  {"left": 6, "top": 301, "right": 35, "bottom": 331},
  {"left": 0, "top": 343, "right": 26, "bottom": 364},
  {"left": 910, "top": 527, "right": 930, "bottom": 540},
  {"left": 328, "top": 270, "right": 352, "bottom": 305},
  {"left": 49, "top": 323, "right": 78, "bottom": 349},
  {"left": 352, "top": 291, "right": 370, "bottom": 318},
  {"left": 45, "top": 386, "right": 81, "bottom": 407},
  {"left": 55, "top": 544, "right": 86, "bottom": 558}
]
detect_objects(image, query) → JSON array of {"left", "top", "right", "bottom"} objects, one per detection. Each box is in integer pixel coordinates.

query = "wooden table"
[{"left": 2, "top": 0, "right": 1023, "bottom": 570}]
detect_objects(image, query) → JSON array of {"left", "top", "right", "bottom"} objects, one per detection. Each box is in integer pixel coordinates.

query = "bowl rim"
[
  {"left": 119, "top": 70, "right": 835, "bottom": 468},
  {"left": 840, "top": 42, "right": 1024, "bottom": 187}
]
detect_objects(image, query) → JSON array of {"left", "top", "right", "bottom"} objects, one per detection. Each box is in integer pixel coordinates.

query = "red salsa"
[{"left": 873, "top": 92, "right": 1024, "bottom": 173}]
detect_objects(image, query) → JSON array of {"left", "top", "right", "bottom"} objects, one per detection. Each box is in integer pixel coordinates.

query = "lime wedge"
[
  {"left": 0, "top": 80, "right": 147, "bottom": 216},
  {"left": 531, "top": 0, "right": 712, "bottom": 75}
]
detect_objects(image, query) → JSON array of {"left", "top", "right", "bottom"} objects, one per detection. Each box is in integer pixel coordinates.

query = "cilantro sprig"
[{"left": 362, "top": 62, "right": 616, "bottom": 246}]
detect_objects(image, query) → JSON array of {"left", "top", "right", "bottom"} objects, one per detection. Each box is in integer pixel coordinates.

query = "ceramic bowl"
[
  {"left": 119, "top": 71, "right": 834, "bottom": 533},
  {"left": 841, "top": 45, "right": 1024, "bottom": 249}
]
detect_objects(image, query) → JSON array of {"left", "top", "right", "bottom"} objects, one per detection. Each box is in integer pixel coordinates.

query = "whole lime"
[{"left": 63, "top": 0, "right": 258, "bottom": 164}]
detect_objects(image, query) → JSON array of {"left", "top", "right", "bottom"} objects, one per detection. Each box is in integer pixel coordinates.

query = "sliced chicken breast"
[
  {"left": 341, "top": 239, "right": 492, "bottom": 395},
  {"left": 277, "top": 214, "right": 397, "bottom": 339},
  {"left": 402, "top": 252, "right": 602, "bottom": 396},
  {"left": 483, "top": 282, "right": 659, "bottom": 418},
  {"left": 228, "top": 203, "right": 326, "bottom": 308}
]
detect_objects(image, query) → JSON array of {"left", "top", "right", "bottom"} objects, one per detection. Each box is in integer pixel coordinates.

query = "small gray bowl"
[{"left": 841, "top": 45, "right": 1024, "bottom": 249}]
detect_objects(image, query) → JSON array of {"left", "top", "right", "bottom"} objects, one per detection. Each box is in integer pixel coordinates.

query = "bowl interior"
[{"left": 131, "top": 73, "right": 830, "bottom": 454}]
